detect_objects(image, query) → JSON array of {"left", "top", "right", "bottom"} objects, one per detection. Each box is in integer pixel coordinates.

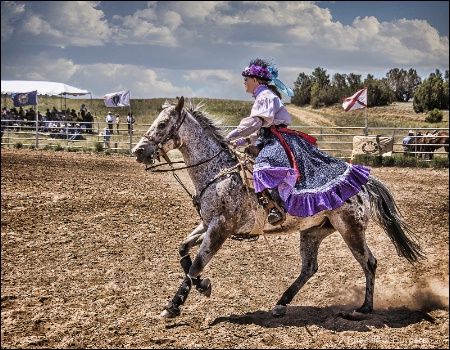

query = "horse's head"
[{"left": 132, "top": 97, "right": 186, "bottom": 165}]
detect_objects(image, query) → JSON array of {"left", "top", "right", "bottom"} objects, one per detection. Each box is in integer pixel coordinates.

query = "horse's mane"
[{"left": 169, "top": 98, "right": 235, "bottom": 156}]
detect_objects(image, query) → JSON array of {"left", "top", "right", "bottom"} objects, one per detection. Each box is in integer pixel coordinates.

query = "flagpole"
[
  {"left": 364, "top": 88, "right": 368, "bottom": 136},
  {"left": 128, "top": 91, "right": 132, "bottom": 154},
  {"left": 35, "top": 91, "right": 39, "bottom": 148},
  {"left": 364, "top": 106, "right": 368, "bottom": 136}
]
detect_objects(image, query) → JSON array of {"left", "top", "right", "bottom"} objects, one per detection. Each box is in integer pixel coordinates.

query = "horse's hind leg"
[
  {"left": 330, "top": 199, "right": 377, "bottom": 314},
  {"left": 273, "top": 224, "right": 335, "bottom": 316},
  {"left": 339, "top": 228, "right": 377, "bottom": 314}
]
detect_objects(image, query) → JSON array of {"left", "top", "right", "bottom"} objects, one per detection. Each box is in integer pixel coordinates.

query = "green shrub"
[
  {"left": 54, "top": 144, "right": 64, "bottom": 151},
  {"left": 393, "top": 155, "right": 420, "bottom": 167},
  {"left": 14, "top": 142, "right": 23, "bottom": 149},
  {"left": 425, "top": 108, "right": 444, "bottom": 123},
  {"left": 431, "top": 156, "right": 449, "bottom": 168},
  {"left": 67, "top": 147, "right": 79, "bottom": 152},
  {"left": 94, "top": 142, "right": 103, "bottom": 152},
  {"left": 353, "top": 154, "right": 383, "bottom": 167},
  {"left": 381, "top": 156, "right": 395, "bottom": 166}
]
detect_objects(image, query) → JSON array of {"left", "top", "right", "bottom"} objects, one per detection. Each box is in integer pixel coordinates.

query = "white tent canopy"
[{"left": 1, "top": 80, "right": 90, "bottom": 96}]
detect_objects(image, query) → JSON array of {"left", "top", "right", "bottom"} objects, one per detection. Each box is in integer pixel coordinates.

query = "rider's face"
[{"left": 244, "top": 77, "right": 259, "bottom": 94}]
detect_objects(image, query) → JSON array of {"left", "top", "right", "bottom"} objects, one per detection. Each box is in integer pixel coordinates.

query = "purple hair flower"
[{"left": 242, "top": 62, "right": 272, "bottom": 80}]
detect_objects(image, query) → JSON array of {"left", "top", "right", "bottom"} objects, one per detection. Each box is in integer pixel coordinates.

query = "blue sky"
[{"left": 1, "top": 1, "right": 448, "bottom": 101}]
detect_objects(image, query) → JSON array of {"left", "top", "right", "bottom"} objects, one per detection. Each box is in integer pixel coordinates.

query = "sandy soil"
[{"left": 1, "top": 149, "right": 449, "bottom": 349}]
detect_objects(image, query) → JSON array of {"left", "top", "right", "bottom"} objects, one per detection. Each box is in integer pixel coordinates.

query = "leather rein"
[{"left": 142, "top": 109, "right": 243, "bottom": 217}]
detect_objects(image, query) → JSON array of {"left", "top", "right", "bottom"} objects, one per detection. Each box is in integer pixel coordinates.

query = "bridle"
[
  {"left": 140, "top": 107, "right": 240, "bottom": 217},
  {"left": 143, "top": 108, "right": 225, "bottom": 172},
  {"left": 143, "top": 108, "right": 187, "bottom": 165}
]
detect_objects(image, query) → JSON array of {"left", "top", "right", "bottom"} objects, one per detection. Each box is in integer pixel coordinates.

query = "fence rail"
[{"left": 1, "top": 119, "right": 448, "bottom": 160}]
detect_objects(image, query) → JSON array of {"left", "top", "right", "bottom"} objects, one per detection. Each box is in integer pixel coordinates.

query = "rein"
[
  {"left": 145, "top": 149, "right": 224, "bottom": 173},
  {"left": 145, "top": 149, "right": 227, "bottom": 216}
]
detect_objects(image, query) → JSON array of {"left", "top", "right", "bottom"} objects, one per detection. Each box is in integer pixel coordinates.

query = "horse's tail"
[{"left": 365, "top": 175, "right": 426, "bottom": 264}]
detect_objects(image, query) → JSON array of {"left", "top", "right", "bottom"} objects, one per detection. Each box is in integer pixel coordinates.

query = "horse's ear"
[{"left": 176, "top": 96, "right": 184, "bottom": 113}]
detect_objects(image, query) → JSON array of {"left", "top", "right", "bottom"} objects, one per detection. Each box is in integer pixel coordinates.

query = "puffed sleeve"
[
  {"left": 249, "top": 92, "right": 276, "bottom": 127},
  {"left": 227, "top": 116, "right": 262, "bottom": 139}
]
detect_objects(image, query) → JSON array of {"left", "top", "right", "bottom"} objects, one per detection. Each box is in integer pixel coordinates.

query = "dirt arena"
[{"left": 1, "top": 149, "right": 448, "bottom": 349}]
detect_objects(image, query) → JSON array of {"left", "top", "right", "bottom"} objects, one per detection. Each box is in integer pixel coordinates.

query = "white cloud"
[{"left": 1, "top": 1, "right": 448, "bottom": 99}]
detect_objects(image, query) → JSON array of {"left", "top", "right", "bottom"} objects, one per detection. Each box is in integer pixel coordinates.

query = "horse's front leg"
[
  {"left": 161, "top": 219, "right": 229, "bottom": 318},
  {"left": 179, "top": 222, "right": 212, "bottom": 296}
]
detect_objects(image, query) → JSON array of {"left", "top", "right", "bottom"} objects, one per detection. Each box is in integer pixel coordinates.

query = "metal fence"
[{"left": 1, "top": 119, "right": 448, "bottom": 160}]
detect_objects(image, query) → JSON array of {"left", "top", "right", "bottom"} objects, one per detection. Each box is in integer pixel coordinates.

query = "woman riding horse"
[
  {"left": 132, "top": 95, "right": 424, "bottom": 319},
  {"left": 226, "top": 58, "right": 371, "bottom": 224}
]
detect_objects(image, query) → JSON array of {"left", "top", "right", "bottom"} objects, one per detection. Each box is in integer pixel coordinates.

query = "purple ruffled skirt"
[{"left": 252, "top": 130, "right": 371, "bottom": 218}]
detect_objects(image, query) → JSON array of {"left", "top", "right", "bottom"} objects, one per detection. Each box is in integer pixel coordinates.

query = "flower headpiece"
[
  {"left": 241, "top": 58, "right": 273, "bottom": 81},
  {"left": 242, "top": 58, "right": 294, "bottom": 97}
]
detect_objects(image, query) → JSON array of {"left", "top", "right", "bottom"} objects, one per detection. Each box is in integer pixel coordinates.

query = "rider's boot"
[{"left": 257, "top": 189, "right": 285, "bottom": 225}]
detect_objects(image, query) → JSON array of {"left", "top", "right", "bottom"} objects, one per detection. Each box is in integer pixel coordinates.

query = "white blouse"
[{"left": 230, "top": 89, "right": 291, "bottom": 138}]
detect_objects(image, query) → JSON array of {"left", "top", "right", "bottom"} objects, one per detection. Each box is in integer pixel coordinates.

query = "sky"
[{"left": 1, "top": 1, "right": 449, "bottom": 102}]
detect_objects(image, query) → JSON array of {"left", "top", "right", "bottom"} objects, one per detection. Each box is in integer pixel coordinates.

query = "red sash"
[{"left": 269, "top": 126, "right": 317, "bottom": 182}]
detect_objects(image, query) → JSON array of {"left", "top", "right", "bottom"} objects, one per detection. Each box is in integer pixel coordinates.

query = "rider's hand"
[{"left": 231, "top": 137, "right": 247, "bottom": 148}]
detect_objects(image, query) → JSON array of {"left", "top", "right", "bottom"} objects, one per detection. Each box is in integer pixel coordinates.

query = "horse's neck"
[{"left": 178, "top": 118, "right": 235, "bottom": 190}]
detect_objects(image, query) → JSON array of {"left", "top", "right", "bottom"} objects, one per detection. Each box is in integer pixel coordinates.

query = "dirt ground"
[{"left": 1, "top": 149, "right": 449, "bottom": 349}]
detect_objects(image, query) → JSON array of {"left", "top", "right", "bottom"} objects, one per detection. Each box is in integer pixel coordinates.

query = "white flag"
[
  {"left": 342, "top": 88, "right": 367, "bottom": 112},
  {"left": 104, "top": 90, "right": 130, "bottom": 107}
]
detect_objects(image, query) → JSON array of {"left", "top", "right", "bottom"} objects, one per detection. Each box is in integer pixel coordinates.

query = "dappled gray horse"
[{"left": 132, "top": 97, "right": 424, "bottom": 318}]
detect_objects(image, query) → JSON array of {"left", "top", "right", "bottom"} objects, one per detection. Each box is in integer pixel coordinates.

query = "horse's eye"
[{"left": 158, "top": 123, "right": 166, "bottom": 129}]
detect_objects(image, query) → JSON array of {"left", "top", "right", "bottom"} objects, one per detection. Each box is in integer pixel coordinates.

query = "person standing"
[
  {"left": 85, "top": 111, "right": 94, "bottom": 134},
  {"left": 106, "top": 111, "right": 114, "bottom": 133},
  {"left": 115, "top": 114, "right": 120, "bottom": 135},
  {"left": 101, "top": 127, "right": 111, "bottom": 149},
  {"left": 126, "top": 112, "right": 135, "bottom": 135}
]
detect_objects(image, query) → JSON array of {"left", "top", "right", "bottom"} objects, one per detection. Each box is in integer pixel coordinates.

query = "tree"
[
  {"left": 386, "top": 68, "right": 421, "bottom": 102},
  {"left": 331, "top": 73, "right": 349, "bottom": 101},
  {"left": 363, "top": 75, "right": 394, "bottom": 107},
  {"left": 311, "top": 67, "right": 330, "bottom": 88},
  {"left": 291, "top": 72, "right": 312, "bottom": 106},
  {"left": 346, "top": 73, "right": 363, "bottom": 94},
  {"left": 413, "top": 69, "right": 447, "bottom": 112}
]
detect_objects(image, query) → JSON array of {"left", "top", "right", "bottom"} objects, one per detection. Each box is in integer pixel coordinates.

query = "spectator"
[
  {"left": 80, "top": 103, "right": 87, "bottom": 121},
  {"left": 126, "top": 112, "right": 135, "bottom": 135},
  {"left": 115, "top": 114, "right": 120, "bottom": 135},
  {"left": 402, "top": 130, "right": 415, "bottom": 152},
  {"left": 85, "top": 111, "right": 94, "bottom": 134},
  {"left": 106, "top": 111, "right": 114, "bottom": 133},
  {"left": 101, "top": 127, "right": 111, "bottom": 149}
]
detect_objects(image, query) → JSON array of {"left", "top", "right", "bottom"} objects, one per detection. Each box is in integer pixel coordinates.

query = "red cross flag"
[{"left": 342, "top": 88, "right": 367, "bottom": 111}]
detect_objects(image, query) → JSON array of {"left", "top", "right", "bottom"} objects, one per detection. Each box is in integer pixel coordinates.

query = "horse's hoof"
[
  {"left": 160, "top": 309, "right": 173, "bottom": 318},
  {"left": 337, "top": 310, "right": 371, "bottom": 321},
  {"left": 355, "top": 305, "right": 372, "bottom": 314},
  {"left": 160, "top": 308, "right": 180, "bottom": 318},
  {"left": 160, "top": 303, "right": 180, "bottom": 318},
  {"left": 196, "top": 278, "right": 211, "bottom": 297},
  {"left": 272, "top": 304, "right": 286, "bottom": 317}
]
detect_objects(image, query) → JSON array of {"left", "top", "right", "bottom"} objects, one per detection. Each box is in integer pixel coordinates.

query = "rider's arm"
[{"left": 227, "top": 116, "right": 262, "bottom": 139}]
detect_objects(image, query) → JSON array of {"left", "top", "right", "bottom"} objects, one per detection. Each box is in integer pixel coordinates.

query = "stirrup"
[{"left": 268, "top": 207, "right": 283, "bottom": 225}]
